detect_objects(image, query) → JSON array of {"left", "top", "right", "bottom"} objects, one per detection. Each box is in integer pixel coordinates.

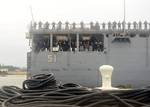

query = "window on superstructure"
[
  {"left": 79, "top": 34, "right": 104, "bottom": 52},
  {"left": 33, "top": 34, "right": 104, "bottom": 53},
  {"left": 139, "top": 33, "right": 149, "bottom": 38},
  {"left": 33, "top": 35, "right": 50, "bottom": 52}
]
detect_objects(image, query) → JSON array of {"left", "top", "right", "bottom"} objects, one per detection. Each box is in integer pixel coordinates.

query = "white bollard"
[
  {"left": 99, "top": 65, "right": 113, "bottom": 89},
  {"left": 99, "top": 65, "right": 118, "bottom": 90},
  {"left": 95, "top": 65, "right": 120, "bottom": 90}
]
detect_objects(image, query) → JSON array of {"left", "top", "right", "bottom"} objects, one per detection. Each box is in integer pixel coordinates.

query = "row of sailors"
[
  {"left": 31, "top": 21, "right": 150, "bottom": 30},
  {"left": 34, "top": 40, "right": 104, "bottom": 52}
]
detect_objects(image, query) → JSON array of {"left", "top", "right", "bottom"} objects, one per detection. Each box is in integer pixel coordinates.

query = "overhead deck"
[{"left": 28, "top": 21, "right": 150, "bottom": 36}]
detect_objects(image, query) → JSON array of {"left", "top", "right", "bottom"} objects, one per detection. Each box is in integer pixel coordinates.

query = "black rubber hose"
[
  {"left": 0, "top": 86, "right": 22, "bottom": 97},
  {"left": 2, "top": 87, "right": 150, "bottom": 107},
  {"left": 22, "top": 73, "right": 58, "bottom": 90},
  {"left": 59, "top": 83, "right": 81, "bottom": 89},
  {"left": 108, "top": 93, "right": 134, "bottom": 107},
  {"left": 1, "top": 73, "right": 150, "bottom": 107}
]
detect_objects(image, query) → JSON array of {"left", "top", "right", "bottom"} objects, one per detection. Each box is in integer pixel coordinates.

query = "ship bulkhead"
[{"left": 27, "top": 21, "right": 150, "bottom": 88}]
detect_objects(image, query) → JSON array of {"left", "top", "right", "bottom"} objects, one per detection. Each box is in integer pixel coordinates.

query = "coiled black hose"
[
  {"left": 1, "top": 73, "right": 150, "bottom": 107},
  {"left": 59, "top": 83, "right": 81, "bottom": 89},
  {"left": 23, "top": 73, "right": 58, "bottom": 90}
]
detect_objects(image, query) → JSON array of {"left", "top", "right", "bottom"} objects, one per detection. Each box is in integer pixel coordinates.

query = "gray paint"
[
  {"left": 27, "top": 22, "right": 150, "bottom": 88},
  {"left": 27, "top": 35, "right": 150, "bottom": 88}
]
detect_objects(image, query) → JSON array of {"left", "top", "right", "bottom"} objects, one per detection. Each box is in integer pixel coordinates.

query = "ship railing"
[{"left": 30, "top": 21, "right": 150, "bottom": 32}]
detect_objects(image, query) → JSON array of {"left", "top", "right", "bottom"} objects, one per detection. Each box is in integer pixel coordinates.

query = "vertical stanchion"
[
  {"left": 146, "top": 35, "right": 149, "bottom": 67},
  {"left": 50, "top": 34, "right": 53, "bottom": 52},
  {"left": 76, "top": 33, "right": 79, "bottom": 52}
]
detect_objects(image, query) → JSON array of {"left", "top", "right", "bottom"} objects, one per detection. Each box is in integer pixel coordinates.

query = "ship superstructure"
[{"left": 27, "top": 21, "right": 150, "bottom": 87}]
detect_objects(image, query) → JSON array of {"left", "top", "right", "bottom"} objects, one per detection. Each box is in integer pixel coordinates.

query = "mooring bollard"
[
  {"left": 95, "top": 65, "right": 118, "bottom": 90},
  {"left": 99, "top": 65, "right": 113, "bottom": 89}
]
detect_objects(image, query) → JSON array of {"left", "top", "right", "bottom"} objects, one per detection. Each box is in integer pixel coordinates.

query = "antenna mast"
[
  {"left": 123, "top": 0, "right": 126, "bottom": 34},
  {"left": 30, "top": 6, "right": 34, "bottom": 23},
  {"left": 29, "top": 6, "right": 34, "bottom": 47}
]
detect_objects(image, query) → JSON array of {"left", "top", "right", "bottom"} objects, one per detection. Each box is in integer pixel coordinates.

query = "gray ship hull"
[{"left": 27, "top": 35, "right": 150, "bottom": 88}]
